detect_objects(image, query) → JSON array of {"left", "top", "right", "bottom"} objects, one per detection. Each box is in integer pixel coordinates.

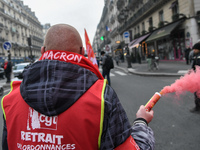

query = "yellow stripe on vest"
[
  {"left": 98, "top": 79, "right": 107, "bottom": 149},
  {"left": 1, "top": 81, "right": 14, "bottom": 120}
]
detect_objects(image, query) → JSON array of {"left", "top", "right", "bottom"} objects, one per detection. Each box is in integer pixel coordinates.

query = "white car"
[{"left": 13, "top": 62, "right": 30, "bottom": 78}]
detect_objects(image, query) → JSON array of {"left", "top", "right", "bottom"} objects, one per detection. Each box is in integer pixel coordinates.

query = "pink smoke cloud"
[{"left": 161, "top": 66, "right": 200, "bottom": 98}]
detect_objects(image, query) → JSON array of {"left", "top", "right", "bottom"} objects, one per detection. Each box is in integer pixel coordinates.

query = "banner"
[{"left": 84, "top": 29, "right": 98, "bottom": 68}]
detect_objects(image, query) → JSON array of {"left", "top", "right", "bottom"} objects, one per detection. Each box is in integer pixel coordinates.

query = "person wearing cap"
[{"left": 190, "top": 42, "right": 200, "bottom": 113}]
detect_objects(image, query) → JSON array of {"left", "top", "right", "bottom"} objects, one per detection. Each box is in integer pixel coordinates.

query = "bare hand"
[{"left": 136, "top": 105, "right": 154, "bottom": 124}]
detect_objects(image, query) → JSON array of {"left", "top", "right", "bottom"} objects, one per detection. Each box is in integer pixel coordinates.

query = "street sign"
[
  {"left": 123, "top": 31, "right": 129, "bottom": 38},
  {"left": 3, "top": 41, "right": 12, "bottom": 51},
  {"left": 105, "top": 44, "right": 111, "bottom": 53},
  {"left": 124, "top": 38, "right": 130, "bottom": 44}
]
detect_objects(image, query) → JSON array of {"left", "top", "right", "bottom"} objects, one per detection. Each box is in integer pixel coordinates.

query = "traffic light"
[
  {"left": 100, "top": 36, "right": 104, "bottom": 41},
  {"left": 27, "top": 37, "right": 32, "bottom": 46}
]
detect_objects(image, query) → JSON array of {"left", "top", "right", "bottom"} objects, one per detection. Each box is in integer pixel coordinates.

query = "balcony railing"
[
  {"left": 158, "top": 21, "right": 164, "bottom": 27},
  {"left": 117, "top": 0, "right": 125, "bottom": 11},
  {"left": 0, "top": 8, "right": 4, "bottom": 13},
  {"left": 128, "top": 0, "right": 140, "bottom": 10},
  {"left": 118, "top": 0, "right": 167, "bottom": 34},
  {"left": 0, "top": 23, "right": 4, "bottom": 28},
  {"left": 32, "top": 35, "right": 43, "bottom": 43},
  {"left": 110, "top": 15, "right": 115, "bottom": 24},
  {"left": 110, "top": 27, "right": 118, "bottom": 38},
  {"left": 172, "top": 13, "right": 186, "bottom": 21},
  {"left": 109, "top": 1, "right": 114, "bottom": 11},
  {"left": 0, "top": 37, "right": 5, "bottom": 42}
]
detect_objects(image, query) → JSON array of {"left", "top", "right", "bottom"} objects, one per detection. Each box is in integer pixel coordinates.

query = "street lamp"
[
  {"left": 118, "top": 7, "right": 132, "bottom": 67},
  {"left": 27, "top": 37, "right": 33, "bottom": 62}
]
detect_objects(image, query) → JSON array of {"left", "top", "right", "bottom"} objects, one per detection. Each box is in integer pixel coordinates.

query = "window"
[
  {"left": 142, "top": 22, "right": 145, "bottom": 31},
  {"left": 137, "top": 25, "right": 140, "bottom": 34},
  {"left": 159, "top": 10, "right": 164, "bottom": 22},
  {"left": 170, "top": 1, "right": 179, "bottom": 21},
  {"left": 171, "top": 1, "right": 179, "bottom": 15},
  {"left": 149, "top": 17, "right": 153, "bottom": 27}
]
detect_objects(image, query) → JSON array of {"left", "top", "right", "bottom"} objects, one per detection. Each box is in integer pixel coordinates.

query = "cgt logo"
[{"left": 27, "top": 107, "right": 58, "bottom": 130}]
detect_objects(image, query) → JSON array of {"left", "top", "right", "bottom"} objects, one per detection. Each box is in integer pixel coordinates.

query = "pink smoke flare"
[{"left": 160, "top": 66, "right": 200, "bottom": 98}]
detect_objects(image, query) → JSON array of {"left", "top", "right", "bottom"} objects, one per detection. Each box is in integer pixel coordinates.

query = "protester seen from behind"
[
  {"left": 184, "top": 46, "right": 191, "bottom": 65},
  {"left": 3, "top": 59, "right": 12, "bottom": 83},
  {"left": 115, "top": 54, "right": 120, "bottom": 66},
  {"left": 2, "top": 24, "right": 155, "bottom": 150},
  {"left": 101, "top": 51, "right": 114, "bottom": 86},
  {"left": 190, "top": 42, "right": 200, "bottom": 113}
]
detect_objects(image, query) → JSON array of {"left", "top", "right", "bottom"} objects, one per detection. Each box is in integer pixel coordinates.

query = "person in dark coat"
[
  {"left": 101, "top": 51, "right": 112, "bottom": 85},
  {"left": 4, "top": 59, "right": 12, "bottom": 83},
  {"left": 184, "top": 46, "right": 191, "bottom": 65},
  {"left": 190, "top": 43, "right": 200, "bottom": 113}
]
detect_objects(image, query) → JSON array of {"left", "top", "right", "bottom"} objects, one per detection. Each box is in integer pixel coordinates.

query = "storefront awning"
[
  {"left": 145, "top": 20, "right": 183, "bottom": 43},
  {"left": 129, "top": 33, "right": 150, "bottom": 49},
  {"left": 128, "top": 39, "right": 137, "bottom": 47}
]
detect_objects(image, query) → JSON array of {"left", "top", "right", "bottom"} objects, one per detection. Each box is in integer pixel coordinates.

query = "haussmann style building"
[
  {"left": 0, "top": 0, "right": 44, "bottom": 65},
  {"left": 93, "top": 0, "right": 200, "bottom": 62}
]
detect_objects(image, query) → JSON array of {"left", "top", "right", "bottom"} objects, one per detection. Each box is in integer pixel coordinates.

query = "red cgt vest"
[
  {"left": 2, "top": 81, "right": 140, "bottom": 150},
  {"left": 2, "top": 80, "right": 107, "bottom": 150}
]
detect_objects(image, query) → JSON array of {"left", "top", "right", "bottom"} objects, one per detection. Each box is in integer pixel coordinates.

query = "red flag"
[{"left": 84, "top": 29, "right": 98, "bottom": 68}]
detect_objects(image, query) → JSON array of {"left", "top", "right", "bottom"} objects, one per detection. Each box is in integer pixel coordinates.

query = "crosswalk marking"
[
  {"left": 98, "top": 69, "right": 127, "bottom": 77},
  {"left": 114, "top": 71, "right": 127, "bottom": 76},
  {"left": 110, "top": 73, "right": 115, "bottom": 77},
  {"left": 177, "top": 70, "right": 189, "bottom": 74}
]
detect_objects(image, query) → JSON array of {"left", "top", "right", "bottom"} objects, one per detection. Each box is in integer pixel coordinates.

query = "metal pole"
[
  {"left": 29, "top": 46, "right": 33, "bottom": 62},
  {"left": 8, "top": 50, "right": 11, "bottom": 61}
]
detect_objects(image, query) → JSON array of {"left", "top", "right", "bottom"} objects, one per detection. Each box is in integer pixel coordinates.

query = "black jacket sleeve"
[
  {"left": 100, "top": 85, "right": 132, "bottom": 149},
  {"left": 192, "top": 55, "right": 200, "bottom": 70},
  {"left": 2, "top": 115, "right": 8, "bottom": 150},
  {"left": 100, "top": 85, "right": 155, "bottom": 150}
]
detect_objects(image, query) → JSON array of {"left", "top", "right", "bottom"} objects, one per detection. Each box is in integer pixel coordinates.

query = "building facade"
[
  {"left": 0, "top": 0, "right": 43, "bottom": 64},
  {"left": 93, "top": 0, "right": 200, "bottom": 62}
]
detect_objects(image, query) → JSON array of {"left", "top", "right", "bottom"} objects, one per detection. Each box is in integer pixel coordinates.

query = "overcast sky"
[{"left": 23, "top": 0, "right": 104, "bottom": 46}]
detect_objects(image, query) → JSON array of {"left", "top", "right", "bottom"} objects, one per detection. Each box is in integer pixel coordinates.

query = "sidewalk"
[
  {"left": 114, "top": 60, "right": 191, "bottom": 77},
  {"left": 0, "top": 73, "right": 14, "bottom": 89}
]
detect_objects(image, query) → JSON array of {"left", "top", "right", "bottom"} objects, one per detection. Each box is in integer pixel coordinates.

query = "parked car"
[{"left": 13, "top": 62, "right": 30, "bottom": 79}]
